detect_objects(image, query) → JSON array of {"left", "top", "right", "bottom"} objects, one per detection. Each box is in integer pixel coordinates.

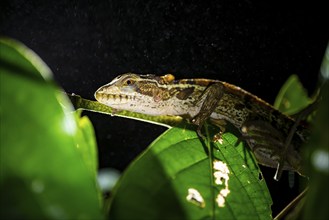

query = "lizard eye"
[{"left": 125, "top": 79, "right": 134, "bottom": 86}]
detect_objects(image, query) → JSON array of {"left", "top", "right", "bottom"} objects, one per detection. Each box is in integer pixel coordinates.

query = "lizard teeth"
[{"left": 100, "top": 93, "right": 135, "bottom": 103}]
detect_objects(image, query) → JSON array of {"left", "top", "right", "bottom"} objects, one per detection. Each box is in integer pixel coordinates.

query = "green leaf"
[
  {"left": 274, "top": 74, "right": 312, "bottom": 115},
  {"left": 273, "top": 72, "right": 328, "bottom": 219},
  {"left": 0, "top": 38, "right": 103, "bottom": 219},
  {"left": 74, "top": 111, "right": 99, "bottom": 179},
  {"left": 108, "top": 127, "right": 272, "bottom": 220},
  {"left": 303, "top": 81, "right": 329, "bottom": 219}
]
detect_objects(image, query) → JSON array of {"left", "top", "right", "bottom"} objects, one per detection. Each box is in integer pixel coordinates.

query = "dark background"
[{"left": 1, "top": 0, "right": 328, "bottom": 216}]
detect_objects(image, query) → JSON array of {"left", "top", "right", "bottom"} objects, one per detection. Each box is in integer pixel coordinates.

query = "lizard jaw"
[{"left": 94, "top": 85, "right": 139, "bottom": 105}]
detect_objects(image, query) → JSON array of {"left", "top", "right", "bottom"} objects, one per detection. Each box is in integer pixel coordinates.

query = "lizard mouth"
[
  {"left": 94, "top": 86, "right": 139, "bottom": 105},
  {"left": 95, "top": 92, "right": 136, "bottom": 104}
]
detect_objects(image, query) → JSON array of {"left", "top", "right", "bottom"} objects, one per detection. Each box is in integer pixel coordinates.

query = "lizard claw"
[
  {"left": 274, "top": 163, "right": 284, "bottom": 181},
  {"left": 196, "top": 126, "right": 206, "bottom": 140}
]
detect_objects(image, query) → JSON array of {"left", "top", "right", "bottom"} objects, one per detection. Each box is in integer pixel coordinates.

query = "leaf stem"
[
  {"left": 66, "top": 93, "right": 183, "bottom": 128},
  {"left": 204, "top": 124, "right": 216, "bottom": 219}
]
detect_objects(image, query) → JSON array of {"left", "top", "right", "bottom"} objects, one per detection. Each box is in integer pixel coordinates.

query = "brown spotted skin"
[
  {"left": 177, "top": 77, "right": 308, "bottom": 174},
  {"left": 95, "top": 73, "right": 310, "bottom": 175},
  {"left": 176, "top": 78, "right": 307, "bottom": 137}
]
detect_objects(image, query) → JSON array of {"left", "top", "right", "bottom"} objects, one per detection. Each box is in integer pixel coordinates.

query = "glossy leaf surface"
[
  {"left": 0, "top": 38, "right": 102, "bottom": 219},
  {"left": 108, "top": 127, "right": 272, "bottom": 219}
]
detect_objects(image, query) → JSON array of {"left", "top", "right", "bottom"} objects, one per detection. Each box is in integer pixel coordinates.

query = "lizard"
[{"left": 94, "top": 73, "right": 311, "bottom": 180}]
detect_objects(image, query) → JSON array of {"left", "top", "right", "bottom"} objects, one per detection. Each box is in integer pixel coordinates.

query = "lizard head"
[{"left": 94, "top": 73, "right": 182, "bottom": 115}]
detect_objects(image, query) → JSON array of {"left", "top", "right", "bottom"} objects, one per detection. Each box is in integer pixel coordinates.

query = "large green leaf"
[
  {"left": 0, "top": 38, "right": 102, "bottom": 219},
  {"left": 108, "top": 127, "right": 272, "bottom": 219}
]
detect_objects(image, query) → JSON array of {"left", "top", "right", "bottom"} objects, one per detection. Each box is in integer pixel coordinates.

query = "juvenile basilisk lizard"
[{"left": 94, "top": 73, "right": 310, "bottom": 180}]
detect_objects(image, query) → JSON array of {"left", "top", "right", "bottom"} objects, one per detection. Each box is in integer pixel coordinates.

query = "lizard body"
[{"left": 95, "top": 73, "right": 309, "bottom": 178}]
